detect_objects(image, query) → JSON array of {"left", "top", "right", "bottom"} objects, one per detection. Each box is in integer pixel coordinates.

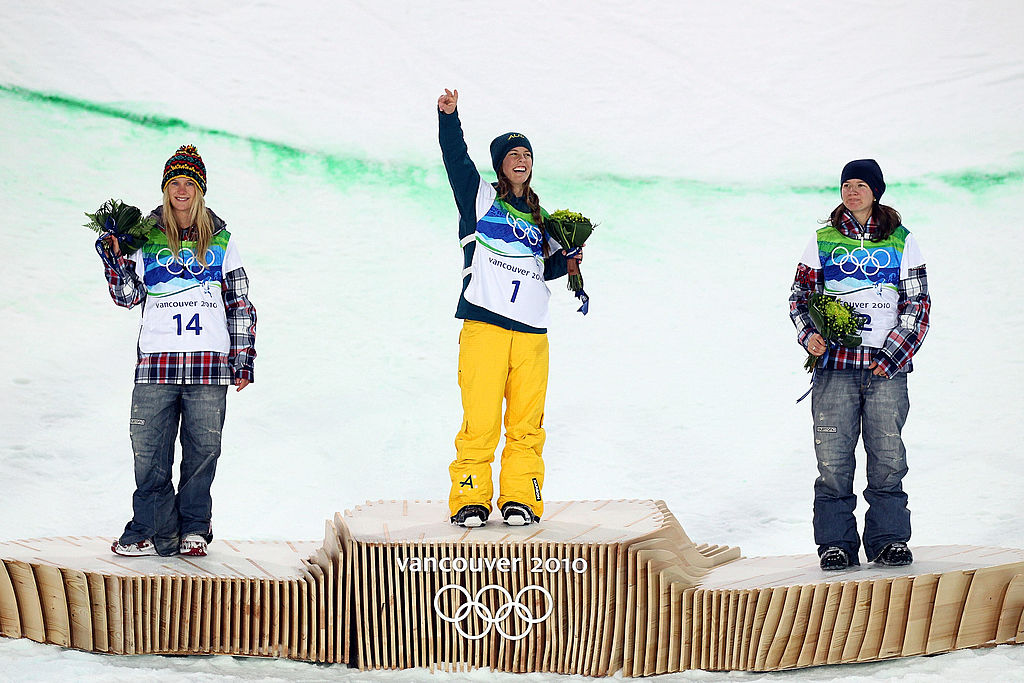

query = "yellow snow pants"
[{"left": 449, "top": 320, "right": 548, "bottom": 519}]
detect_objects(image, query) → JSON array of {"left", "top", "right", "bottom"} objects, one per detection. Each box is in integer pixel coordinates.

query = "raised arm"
[{"left": 437, "top": 88, "right": 483, "bottom": 223}]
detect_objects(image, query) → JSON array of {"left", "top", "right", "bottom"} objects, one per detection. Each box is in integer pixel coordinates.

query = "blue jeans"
[
  {"left": 810, "top": 369, "right": 910, "bottom": 564},
  {"left": 119, "top": 384, "right": 227, "bottom": 556}
]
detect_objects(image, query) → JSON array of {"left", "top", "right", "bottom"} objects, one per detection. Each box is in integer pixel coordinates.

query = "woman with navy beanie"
[
  {"left": 437, "top": 88, "right": 580, "bottom": 528},
  {"left": 789, "top": 159, "right": 931, "bottom": 571},
  {"left": 100, "top": 145, "right": 257, "bottom": 557}
]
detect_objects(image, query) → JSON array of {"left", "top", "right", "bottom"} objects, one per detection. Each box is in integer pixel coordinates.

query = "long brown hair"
[
  {"left": 496, "top": 173, "right": 549, "bottom": 256},
  {"left": 824, "top": 202, "right": 902, "bottom": 241},
  {"left": 161, "top": 186, "right": 215, "bottom": 266}
]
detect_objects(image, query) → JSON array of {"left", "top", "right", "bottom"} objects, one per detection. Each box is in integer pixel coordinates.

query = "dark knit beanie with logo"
[
  {"left": 489, "top": 132, "right": 533, "bottom": 176},
  {"left": 841, "top": 159, "right": 884, "bottom": 201},
  {"left": 162, "top": 144, "right": 207, "bottom": 195}
]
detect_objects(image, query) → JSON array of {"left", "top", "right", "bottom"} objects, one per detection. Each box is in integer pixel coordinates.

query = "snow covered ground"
[{"left": 1, "top": 1, "right": 1022, "bottom": 680}]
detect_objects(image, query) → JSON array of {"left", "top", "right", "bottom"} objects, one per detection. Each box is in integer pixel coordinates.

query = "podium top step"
[{"left": 339, "top": 499, "right": 668, "bottom": 544}]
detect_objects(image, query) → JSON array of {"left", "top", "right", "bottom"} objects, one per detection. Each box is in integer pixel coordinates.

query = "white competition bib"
[
  {"left": 139, "top": 276, "right": 230, "bottom": 353},
  {"left": 463, "top": 199, "right": 553, "bottom": 328},
  {"left": 134, "top": 236, "right": 239, "bottom": 353},
  {"left": 801, "top": 225, "right": 924, "bottom": 348}
]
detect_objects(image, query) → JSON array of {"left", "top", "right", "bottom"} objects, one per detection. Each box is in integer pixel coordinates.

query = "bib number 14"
[{"left": 173, "top": 313, "right": 203, "bottom": 336}]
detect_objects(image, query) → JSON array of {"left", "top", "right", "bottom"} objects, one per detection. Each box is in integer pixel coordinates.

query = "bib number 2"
[{"left": 173, "top": 313, "right": 203, "bottom": 336}]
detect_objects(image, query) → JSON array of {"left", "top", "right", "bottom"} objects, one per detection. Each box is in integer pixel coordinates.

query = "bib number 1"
[{"left": 173, "top": 313, "right": 203, "bottom": 336}]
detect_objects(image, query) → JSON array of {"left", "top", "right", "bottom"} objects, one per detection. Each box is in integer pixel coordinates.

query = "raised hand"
[{"left": 437, "top": 88, "right": 459, "bottom": 114}]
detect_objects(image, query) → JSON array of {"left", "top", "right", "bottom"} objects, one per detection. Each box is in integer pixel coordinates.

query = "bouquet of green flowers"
[
  {"left": 804, "top": 293, "right": 866, "bottom": 372},
  {"left": 544, "top": 209, "right": 595, "bottom": 314},
  {"left": 85, "top": 199, "right": 155, "bottom": 257}
]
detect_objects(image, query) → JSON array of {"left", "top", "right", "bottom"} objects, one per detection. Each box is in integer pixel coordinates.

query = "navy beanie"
[
  {"left": 841, "top": 159, "right": 885, "bottom": 201},
  {"left": 490, "top": 132, "right": 533, "bottom": 176}
]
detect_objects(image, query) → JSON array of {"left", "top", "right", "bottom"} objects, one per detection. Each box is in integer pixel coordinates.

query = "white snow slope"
[{"left": 1, "top": 1, "right": 1022, "bottom": 681}]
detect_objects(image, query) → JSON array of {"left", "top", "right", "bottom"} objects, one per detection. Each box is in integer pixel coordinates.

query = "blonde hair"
[{"left": 161, "top": 184, "right": 215, "bottom": 266}]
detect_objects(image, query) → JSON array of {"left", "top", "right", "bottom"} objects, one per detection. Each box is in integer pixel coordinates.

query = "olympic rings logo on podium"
[
  {"left": 155, "top": 247, "right": 216, "bottom": 276},
  {"left": 506, "top": 213, "right": 541, "bottom": 246},
  {"left": 434, "top": 583, "right": 553, "bottom": 641},
  {"left": 830, "top": 245, "right": 891, "bottom": 277}
]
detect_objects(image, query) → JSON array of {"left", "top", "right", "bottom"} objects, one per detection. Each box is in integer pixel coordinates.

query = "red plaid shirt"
[
  {"left": 105, "top": 251, "right": 257, "bottom": 385},
  {"left": 789, "top": 212, "right": 930, "bottom": 376}
]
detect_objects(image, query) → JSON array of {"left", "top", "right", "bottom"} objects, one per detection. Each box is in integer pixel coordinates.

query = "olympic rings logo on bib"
[
  {"left": 506, "top": 213, "right": 541, "bottom": 247},
  {"left": 830, "top": 245, "right": 891, "bottom": 277},
  {"left": 155, "top": 247, "right": 216, "bottom": 276},
  {"left": 433, "top": 583, "right": 553, "bottom": 641}
]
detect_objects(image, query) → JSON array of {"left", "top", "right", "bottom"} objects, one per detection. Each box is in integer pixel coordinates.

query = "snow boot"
[
  {"left": 450, "top": 504, "right": 489, "bottom": 528},
  {"left": 819, "top": 546, "right": 851, "bottom": 571},
  {"left": 872, "top": 542, "right": 913, "bottom": 567},
  {"left": 501, "top": 502, "right": 539, "bottom": 526}
]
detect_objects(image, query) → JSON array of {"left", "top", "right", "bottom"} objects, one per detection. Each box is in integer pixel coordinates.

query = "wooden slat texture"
[
  {"left": 840, "top": 581, "right": 872, "bottom": 662},
  {"left": 34, "top": 563, "right": 72, "bottom": 647},
  {"left": 761, "top": 586, "right": 796, "bottom": 669},
  {"left": 812, "top": 581, "right": 843, "bottom": 666},
  {"left": 995, "top": 573, "right": 1024, "bottom": 643},
  {"left": 86, "top": 572, "right": 108, "bottom": 652},
  {"left": 903, "top": 573, "right": 938, "bottom": 656},
  {"left": 796, "top": 583, "right": 828, "bottom": 668},
  {"left": 770, "top": 584, "right": 807, "bottom": 669},
  {"left": 1, "top": 503, "right": 1022, "bottom": 677},
  {"left": 857, "top": 578, "right": 887, "bottom": 661},
  {"left": 927, "top": 571, "right": 971, "bottom": 654},
  {"left": 7, "top": 561, "right": 45, "bottom": 642},
  {"left": 778, "top": 584, "right": 815, "bottom": 668},
  {"left": 956, "top": 563, "right": 1024, "bottom": 648},
  {"left": 104, "top": 576, "right": 123, "bottom": 654},
  {"left": 62, "top": 568, "right": 93, "bottom": 651},
  {"left": 0, "top": 561, "right": 22, "bottom": 638},
  {"left": 879, "top": 577, "right": 911, "bottom": 659}
]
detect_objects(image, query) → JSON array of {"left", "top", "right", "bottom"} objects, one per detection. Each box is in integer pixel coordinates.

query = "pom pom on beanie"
[{"left": 162, "top": 144, "right": 207, "bottom": 195}]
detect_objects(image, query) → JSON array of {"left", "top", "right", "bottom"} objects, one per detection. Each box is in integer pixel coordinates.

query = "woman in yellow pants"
[{"left": 437, "top": 88, "right": 580, "bottom": 527}]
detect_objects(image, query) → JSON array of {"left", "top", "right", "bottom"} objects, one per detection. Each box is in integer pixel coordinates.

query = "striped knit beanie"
[{"left": 162, "top": 144, "right": 207, "bottom": 195}]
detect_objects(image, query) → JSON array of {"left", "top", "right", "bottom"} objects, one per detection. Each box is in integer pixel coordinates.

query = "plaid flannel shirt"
[
  {"left": 104, "top": 239, "right": 257, "bottom": 385},
  {"left": 789, "top": 211, "right": 930, "bottom": 376}
]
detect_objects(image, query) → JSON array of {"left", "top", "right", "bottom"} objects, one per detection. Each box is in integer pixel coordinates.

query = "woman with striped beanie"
[{"left": 100, "top": 144, "right": 257, "bottom": 558}]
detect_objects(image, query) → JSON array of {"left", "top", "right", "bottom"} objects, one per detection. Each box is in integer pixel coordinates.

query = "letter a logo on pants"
[{"left": 460, "top": 475, "right": 475, "bottom": 489}]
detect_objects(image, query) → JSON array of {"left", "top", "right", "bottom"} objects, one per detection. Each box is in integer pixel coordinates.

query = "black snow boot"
[
  {"left": 819, "top": 546, "right": 851, "bottom": 571},
  {"left": 872, "top": 542, "right": 913, "bottom": 567},
  {"left": 450, "top": 504, "right": 489, "bottom": 528},
  {"left": 501, "top": 502, "right": 539, "bottom": 526}
]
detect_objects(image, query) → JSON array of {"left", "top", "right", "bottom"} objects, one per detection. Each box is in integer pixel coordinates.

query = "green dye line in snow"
[
  {"left": 2, "top": 84, "right": 1021, "bottom": 194},
  {"left": 0, "top": 84, "right": 426, "bottom": 188}
]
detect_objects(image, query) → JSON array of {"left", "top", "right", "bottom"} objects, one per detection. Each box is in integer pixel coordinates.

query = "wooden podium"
[{"left": 1, "top": 500, "right": 1022, "bottom": 675}]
